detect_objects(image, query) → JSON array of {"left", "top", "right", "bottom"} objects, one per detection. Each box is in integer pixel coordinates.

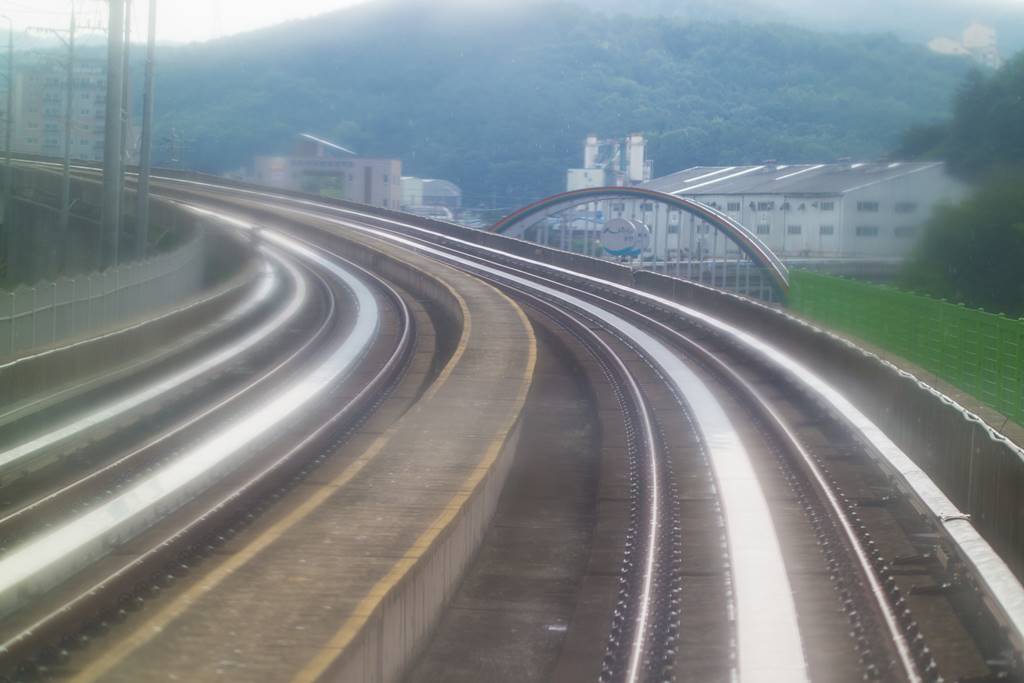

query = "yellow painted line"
[
  {"left": 289, "top": 289, "right": 537, "bottom": 683},
  {"left": 69, "top": 273, "right": 475, "bottom": 683}
]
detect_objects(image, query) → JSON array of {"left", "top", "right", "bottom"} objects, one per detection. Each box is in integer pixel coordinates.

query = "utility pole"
[
  {"left": 32, "top": 10, "right": 78, "bottom": 275},
  {"left": 136, "top": 0, "right": 155, "bottom": 260},
  {"left": 2, "top": 15, "right": 12, "bottom": 278},
  {"left": 102, "top": 0, "right": 125, "bottom": 269},
  {"left": 28, "top": 14, "right": 78, "bottom": 277},
  {"left": 35, "top": 13, "right": 108, "bottom": 275},
  {"left": 61, "top": 10, "right": 75, "bottom": 274},
  {"left": 119, "top": 0, "right": 131, "bottom": 256}
]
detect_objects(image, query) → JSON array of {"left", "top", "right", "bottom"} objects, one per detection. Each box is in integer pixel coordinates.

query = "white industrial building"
[
  {"left": 401, "top": 177, "right": 462, "bottom": 211},
  {"left": 642, "top": 161, "right": 968, "bottom": 259},
  {"left": 567, "top": 134, "right": 652, "bottom": 191}
]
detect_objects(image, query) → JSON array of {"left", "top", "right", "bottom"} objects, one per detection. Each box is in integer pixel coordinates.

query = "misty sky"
[
  {"left": 0, "top": 0, "right": 370, "bottom": 43},
  {"left": 1, "top": 0, "right": 1022, "bottom": 44}
]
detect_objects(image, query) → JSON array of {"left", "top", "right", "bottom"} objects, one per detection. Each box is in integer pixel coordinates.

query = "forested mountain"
[
  {"left": 897, "top": 52, "right": 1024, "bottom": 177},
  {"left": 144, "top": 0, "right": 973, "bottom": 206},
  {"left": 896, "top": 54, "right": 1024, "bottom": 315},
  {"left": 582, "top": 0, "right": 1024, "bottom": 53}
]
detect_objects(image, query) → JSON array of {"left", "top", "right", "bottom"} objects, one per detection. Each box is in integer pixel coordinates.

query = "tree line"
[
  {"left": 897, "top": 52, "right": 1024, "bottom": 317},
  {"left": 143, "top": 0, "right": 968, "bottom": 206}
]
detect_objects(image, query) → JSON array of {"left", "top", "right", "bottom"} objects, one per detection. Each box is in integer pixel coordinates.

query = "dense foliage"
[
  {"left": 897, "top": 52, "right": 1024, "bottom": 178},
  {"left": 144, "top": 0, "right": 969, "bottom": 207},
  {"left": 897, "top": 55, "right": 1024, "bottom": 316},
  {"left": 899, "top": 173, "right": 1024, "bottom": 317},
  {"left": 585, "top": 0, "right": 1024, "bottom": 53}
]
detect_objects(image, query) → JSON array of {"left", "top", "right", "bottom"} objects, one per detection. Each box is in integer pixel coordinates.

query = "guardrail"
[
  {"left": 789, "top": 269, "right": 1024, "bottom": 428},
  {"left": 0, "top": 231, "right": 205, "bottom": 361}
]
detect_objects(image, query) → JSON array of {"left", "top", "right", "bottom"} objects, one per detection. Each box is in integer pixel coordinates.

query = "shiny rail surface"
[
  {"left": 9, "top": 160, "right": 1024, "bottom": 682},
  {"left": 0, "top": 255, "right": 288, "bottom": 480},
  {"left": 0, "top": 225, "right": 377, "bottom": 615},
  {"left": 0, "top": 202, "right": 416, "bottom": 673},
  {"left": 269, "top": 193, "right": 1024, "bottom": 652},
  {"left": 154, "top": 175, "right": 1024, "bottom": 680}
]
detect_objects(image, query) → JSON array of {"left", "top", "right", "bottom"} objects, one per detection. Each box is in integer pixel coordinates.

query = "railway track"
[
  {"left": 159, "top": 178, "right": 1022, "bottom": 682},
  {"left": 0, "top": 212, "right": 417, "bottom": 679},
  {"left": 2, "top": 161, "right": 1023, "bottom": 683}
]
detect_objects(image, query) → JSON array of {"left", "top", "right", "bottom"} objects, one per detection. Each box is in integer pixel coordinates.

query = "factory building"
[
  {"left": 642, "top": 161, "right": 968, "bottom": 259},
  {"left": 252, "top": 134, "right": 402, "bottom": 210},
  {"left": 567, "top": 133, "right": 653, "bottom": 191}
]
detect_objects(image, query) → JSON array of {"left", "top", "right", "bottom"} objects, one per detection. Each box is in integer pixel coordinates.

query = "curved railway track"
[
  {"left": 162, "top": 176, "right": 1022, "bottom": 682},
  {"left": 2, "top": 161, "right": 1023, "bottom": 683},
  {"left": 0, "top": 213, "right": 417, "bottom": 678}
]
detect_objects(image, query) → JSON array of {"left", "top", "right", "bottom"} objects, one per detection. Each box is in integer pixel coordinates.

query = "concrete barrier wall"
[
  {"left": 0, "top": 219, "right": 256, "bottom": 413},
  {"left": 0, "top": 238, "right": 257, "bottom": 415},
  {"left": 157, "top": 168, "right": 1024, "bottom": 580},
  {"left": 630, "top": 269, "right": 1024, "bottom": 578},
  {"left": 4, "top": 165, "right": 104, "bottom": 283},
  {"left": 315, "top": 194, "right": 1024, "bottom": 581},
  {"left": 39, "top": 162, "right": 1024, "bottom": 611},
  {"left": 260, "top": 224, "right": 528, "bottom": 683},
  {"left": 325, "top": 426, "right": 522, "bottom": 683},
  {"left": 1, "top": 232, "right": 203, "bottom": 360}
]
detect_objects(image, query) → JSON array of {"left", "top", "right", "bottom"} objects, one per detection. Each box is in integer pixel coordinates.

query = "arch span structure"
[{"left": 491, "top": 187, "right": 789, "bottom": 296}]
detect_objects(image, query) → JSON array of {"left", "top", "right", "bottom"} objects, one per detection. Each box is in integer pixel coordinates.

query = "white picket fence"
[{"left": 0, "top": 233, "right": 205, "bottom": 360}]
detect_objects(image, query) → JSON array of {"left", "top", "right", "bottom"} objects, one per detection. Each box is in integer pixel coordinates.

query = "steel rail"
[
  {"left": 215, "top": 185, "right": 1024, "bottom": 657},
  {"left": 0, "top": 209, "right": 415, "bottom": 673},
  {"left": 497, "top": 281, "right": 665, "bottom": 682},
  {"left": 466, "top": 251, "right": 925, "bottom": 682},
  {"left": 0, "top": 248, "right": 295, "bottom": 480},
  {"left": 0, "top": 250, "right": 340, "bottom": 546},
  {"left": 316, "top": 219, "right": 927, "bottom": 680},
  {"left": 312, "top": 214, "right": 809, "bottom": 682},
  {"left": 21, "top": 162, "right": 1024, "bottom": 674},
  {"left": 0, "top": 214, "right": 381, "bottom": 618}
]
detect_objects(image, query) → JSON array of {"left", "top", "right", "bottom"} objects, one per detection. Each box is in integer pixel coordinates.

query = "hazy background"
[
  {"left": 3, "top": 0, "right": 1024, "bottom": 49},
  {"left": 3, "top": 0, "right": 1021, "bottom": 205},
  {"left": 2, "top": 0, "right": 1022, "bottom": 313}
]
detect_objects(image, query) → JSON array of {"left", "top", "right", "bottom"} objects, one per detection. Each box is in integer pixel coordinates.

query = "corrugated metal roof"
[
  {"left": 299, "top": 133, "right": 357, "bottom": 156},
  {"left": 643, "top": 161, "right": 944, "bottom": 196}
]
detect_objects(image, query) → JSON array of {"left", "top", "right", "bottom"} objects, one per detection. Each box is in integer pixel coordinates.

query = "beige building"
[{"left": 253, "top": 134, "right": 402, "bottom": 210}]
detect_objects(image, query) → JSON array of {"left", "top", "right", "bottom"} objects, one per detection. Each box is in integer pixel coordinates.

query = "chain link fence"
[{"left": 789, "top": 269, "right": 1024, "bottom": 426}]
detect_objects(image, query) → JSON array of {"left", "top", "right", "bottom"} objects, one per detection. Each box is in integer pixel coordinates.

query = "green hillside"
[{"left": 146, "top": 0, "right": 971, "bottom": 207}]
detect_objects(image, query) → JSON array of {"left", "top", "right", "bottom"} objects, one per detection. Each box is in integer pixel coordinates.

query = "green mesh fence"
[{"left": 789, "top": 270, "right": 1024, "bottom": 426}]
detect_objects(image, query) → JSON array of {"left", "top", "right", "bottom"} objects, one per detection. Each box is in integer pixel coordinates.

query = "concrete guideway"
[
  {"left": 0, "top": 252, "right": 289, "bottom": 482},
  {"left": 181, "top": 180, "right": 1022, "bottom": 681},
  {"left": 9, "top": 159, "right": 1024, "bottom": 683},
  {"left": 60, "top": 210, "right": 537, "bottom": 683},
  {"left": 175, "top": 187, "right": 809, "bottom": 681},
  {"left": 0, "top": 202, "right": 416, "bottom": 676},
  {"left": 0, "top": 222, "right": 381, "bottom": 618}
]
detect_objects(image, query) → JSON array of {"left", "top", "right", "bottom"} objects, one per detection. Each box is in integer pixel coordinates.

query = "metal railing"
[
  {"left": 789, "top": 269, "right": 1024, "bottom": 427},
  {"left": 0, "top": 231, "right": 204, "bottom": 360}
]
